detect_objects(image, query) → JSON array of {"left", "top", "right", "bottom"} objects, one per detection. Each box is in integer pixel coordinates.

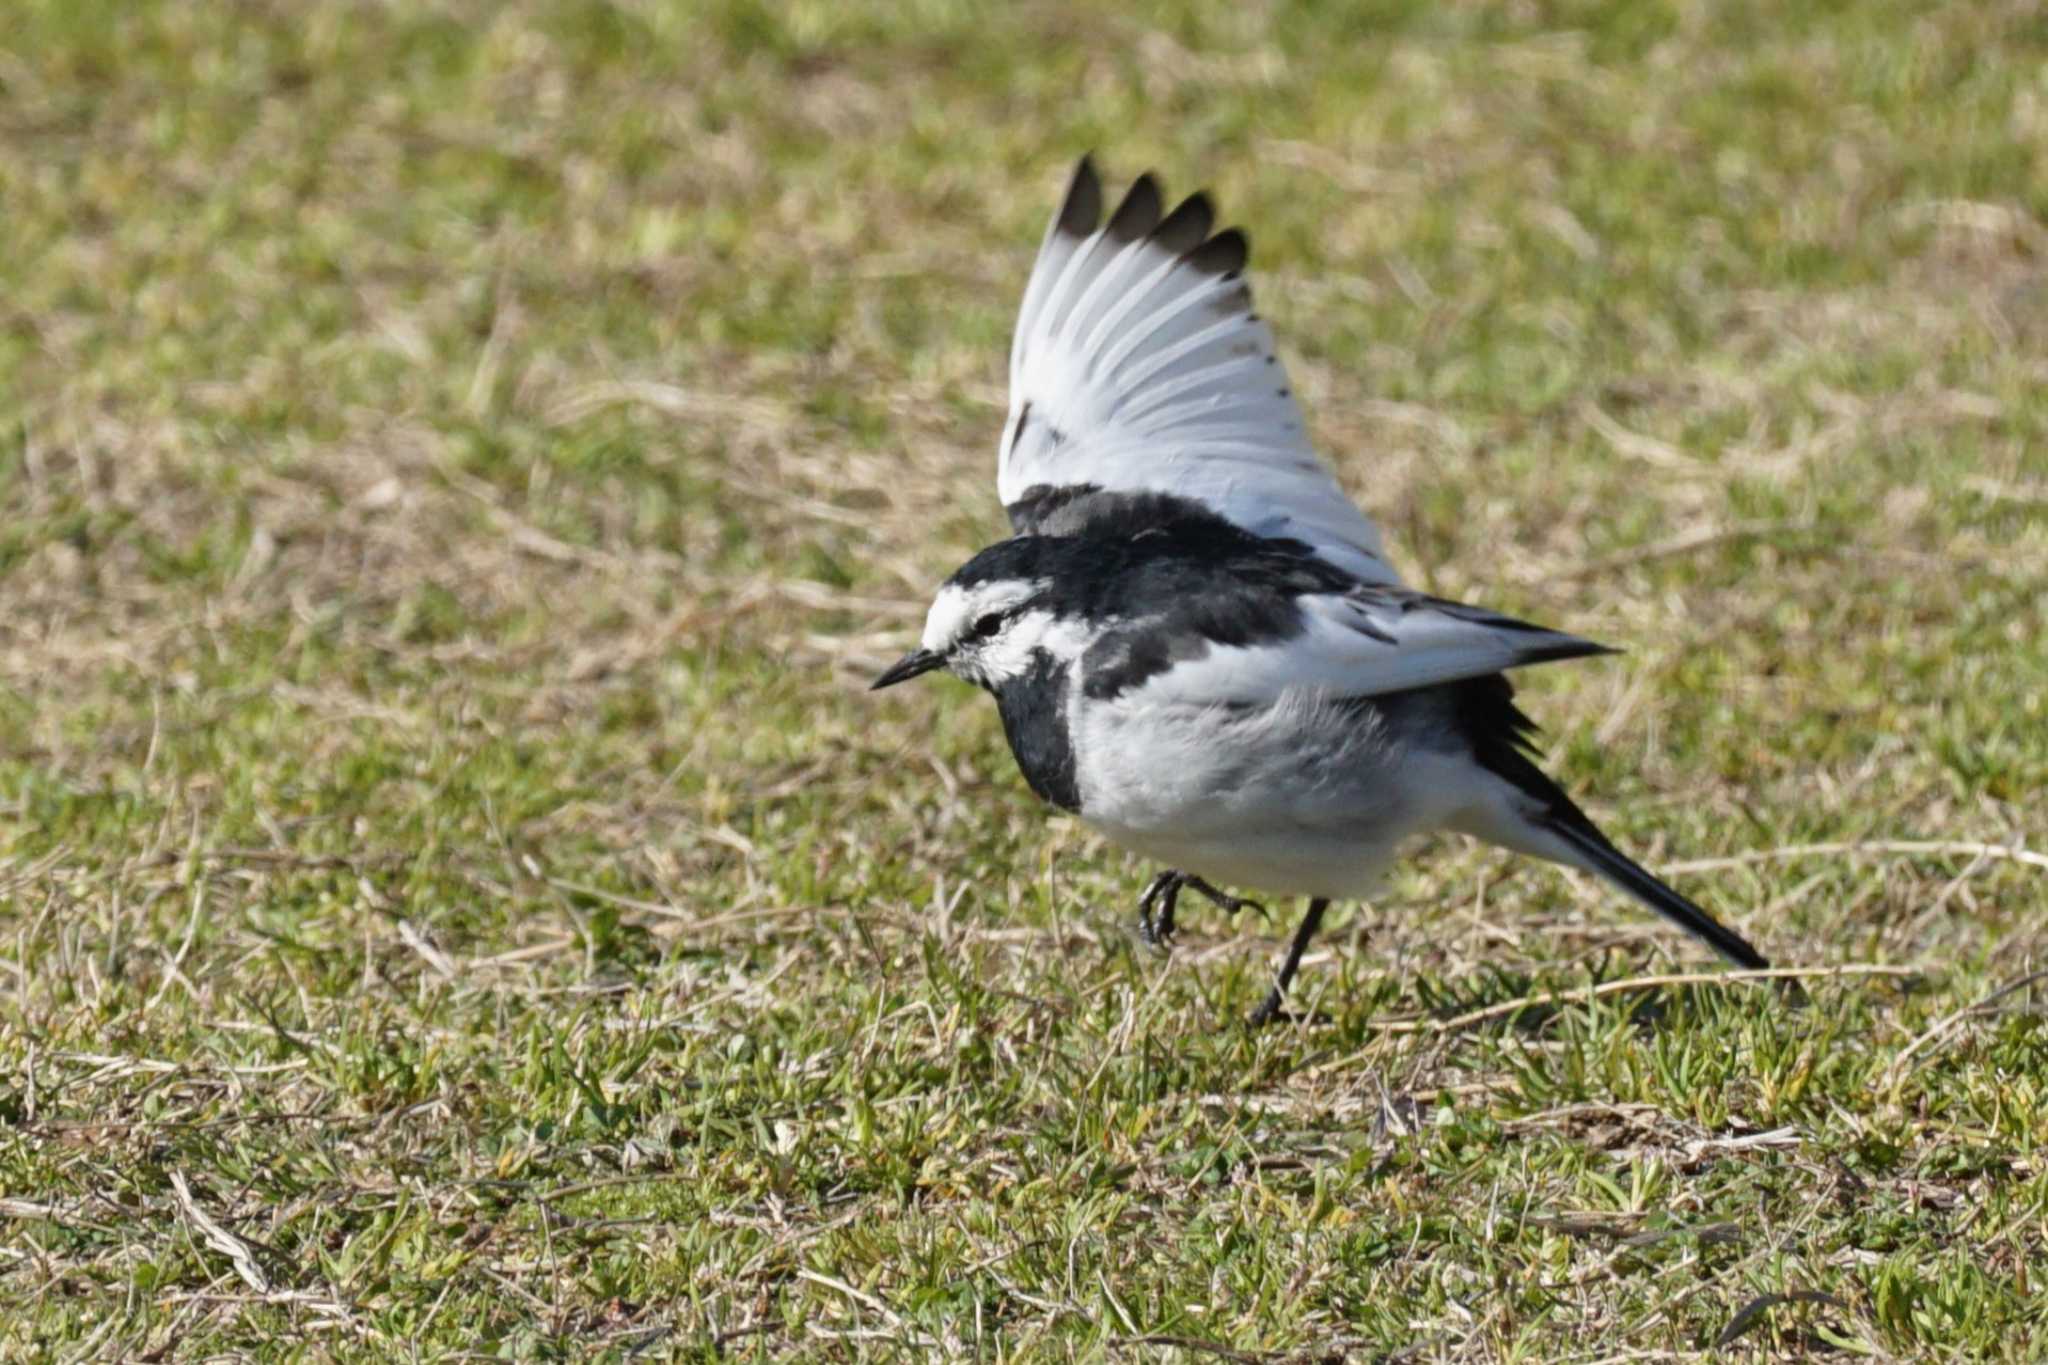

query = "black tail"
[
  {"left": 1545, "top": 818, "right": 1769, "bottom": 971},
  {"left": 1437, "top": 672, "right": 1772, "bottom": 972}
]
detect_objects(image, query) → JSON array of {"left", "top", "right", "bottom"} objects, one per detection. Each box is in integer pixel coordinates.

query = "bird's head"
[{"left": 870, "top": 539, "right": 1091, "bottom": 692}]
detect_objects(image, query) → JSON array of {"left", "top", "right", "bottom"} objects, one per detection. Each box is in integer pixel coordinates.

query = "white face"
[{"left": 920, "top": 578, "right": 1068, "bottom": 687}]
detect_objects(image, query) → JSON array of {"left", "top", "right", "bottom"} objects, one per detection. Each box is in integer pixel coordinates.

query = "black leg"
[{"left": 1248, "top": 898, "right": 1330, "bottom": 1026}]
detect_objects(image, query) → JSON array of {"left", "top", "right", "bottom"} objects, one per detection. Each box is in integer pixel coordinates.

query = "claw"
[{"left": 1136, "top": 871, "right": 1181, "bottom": 947}]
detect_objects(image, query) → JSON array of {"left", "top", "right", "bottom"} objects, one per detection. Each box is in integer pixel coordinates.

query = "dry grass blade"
[
  {"left": 1111, "top": 1334, "right": 1268, "bottom": 1362},
  {"left": 168, "top": 1173, "right": 273, "bottom": 1294}
]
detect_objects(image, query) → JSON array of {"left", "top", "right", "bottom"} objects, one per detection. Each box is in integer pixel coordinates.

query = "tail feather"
[
  {"left": 1544, "top": 817, "right": 1770, "bottom": 971},
  {"left": 1436, "top": 673, "right": 1769, "bottom": 971},
  {"left": 1432, "top": 672, "right": 1771, "bottom": 971}
]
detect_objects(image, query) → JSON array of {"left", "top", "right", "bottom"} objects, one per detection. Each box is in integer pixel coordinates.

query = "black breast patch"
[{"left": 991, "top": 651, "right": 1081, "bottom": 812}]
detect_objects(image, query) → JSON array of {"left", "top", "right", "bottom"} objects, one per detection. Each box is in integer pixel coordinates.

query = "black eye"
[{"left": 971, "top": 612, "right": 1004, "bottom": 640}]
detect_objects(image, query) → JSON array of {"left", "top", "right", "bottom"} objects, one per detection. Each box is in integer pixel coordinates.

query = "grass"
[{"left": 2, "top": 0, "right": 2046, "bottom": 1358}]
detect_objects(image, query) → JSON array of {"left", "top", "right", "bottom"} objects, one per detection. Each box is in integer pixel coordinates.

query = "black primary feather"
[
  {"left": 1106, "top": 173, "right": 1164, "bottom": 241},
  {"left": 1056, "top": 156, "right": 1103, "bottom": 237}
]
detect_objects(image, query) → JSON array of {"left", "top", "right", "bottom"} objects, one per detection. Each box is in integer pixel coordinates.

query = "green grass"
[{"left": 3, "top": 0, "right": 2046, "bottom": 1358}]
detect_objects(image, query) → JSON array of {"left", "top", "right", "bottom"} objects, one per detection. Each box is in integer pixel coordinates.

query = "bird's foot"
[
  {"left": 1136, "top": 872, "right": 1183, "bottom": 947},
  {"left": 1178, "top": 875, "right": 1267, "bottom": 922},
  {"left": 1137, "top": 873, "right": 1267, "bottom": 948}
]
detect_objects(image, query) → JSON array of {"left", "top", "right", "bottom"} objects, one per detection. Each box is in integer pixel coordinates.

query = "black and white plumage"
[{"left": 874, "top": 157, "right": 1769, "bottom": 1021}]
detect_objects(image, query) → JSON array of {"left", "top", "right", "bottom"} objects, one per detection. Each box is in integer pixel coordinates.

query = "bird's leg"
[
  {"left": 1137, "top": 871, "right": 1185, "bottom": 946},
  {"left": 1248, "top": 898, "right": 1330, "bottom": 1026}
]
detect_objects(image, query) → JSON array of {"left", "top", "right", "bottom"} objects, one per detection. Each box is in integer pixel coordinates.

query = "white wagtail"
[{"left": 873, "top": 156, "right": 1769, "bottom": 1023}]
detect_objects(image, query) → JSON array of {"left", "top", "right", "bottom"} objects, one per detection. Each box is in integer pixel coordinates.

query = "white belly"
[{"left": 1070, "top": 689, "right": 1485, "bottom": 898}]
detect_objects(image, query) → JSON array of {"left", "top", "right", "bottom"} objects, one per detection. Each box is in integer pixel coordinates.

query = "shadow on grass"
[{"left": 1390, "top": 956, "right": 1828, "bottom": 1039}]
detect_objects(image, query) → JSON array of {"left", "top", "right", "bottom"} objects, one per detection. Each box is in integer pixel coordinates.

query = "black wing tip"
[
  {"left": 1187, "top": 226, "right": 1249, "bottom": 277},
  {"left": 1107, "top": 172, "right": 1165, "bottom": 243},
  {"left": 1520, "top": 637, "right": 1621, "bottom": 667},
  {"left": 1154, "top": 192, "right": 1216, "bottom": 254},
  {"left": 1057, "top": 159, "right": 1251, "bottom": 279},
  {"left": 1058, "top": 154, "right": 1103, "bottom": 237}
]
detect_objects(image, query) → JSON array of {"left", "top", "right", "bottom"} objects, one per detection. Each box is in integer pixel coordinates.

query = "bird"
[{"left": 871, "top": 155, "right": 1770, "bottom": 1024}]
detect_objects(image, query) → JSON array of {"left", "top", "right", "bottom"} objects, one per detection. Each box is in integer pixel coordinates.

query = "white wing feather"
[
  {"left": 1106, "top": 592, "right": 1612, "bottom": 707},
  {"left": 998, "top": 157, "right": 1398, "bottom": 585}
]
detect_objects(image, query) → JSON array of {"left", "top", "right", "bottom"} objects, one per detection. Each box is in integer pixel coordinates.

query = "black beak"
[{"left": 869, "top": 648, "right": 945, "bottom": 690}]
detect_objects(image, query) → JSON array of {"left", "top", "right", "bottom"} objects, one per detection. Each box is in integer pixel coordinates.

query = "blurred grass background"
[{"left": 2, "top": 0, "right": 2045, "bottom": 1358}]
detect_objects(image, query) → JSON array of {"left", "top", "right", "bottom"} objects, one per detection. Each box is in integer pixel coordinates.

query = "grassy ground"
[{"left": 3, "top": 0, "right": 2046, "bottom": 1358}]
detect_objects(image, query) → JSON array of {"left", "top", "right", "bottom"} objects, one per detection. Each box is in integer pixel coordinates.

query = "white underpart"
[
  {"left": 998, "top": 161, "right": 1397, "bottom": 585},
  {"left": 1069, "top": 687, "right": 1497, "bottom": 897}
]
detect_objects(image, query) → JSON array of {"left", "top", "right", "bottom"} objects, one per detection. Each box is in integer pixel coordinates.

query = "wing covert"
[{"left": 1085, "top": 587, "right": 1614, "bottom": 708}]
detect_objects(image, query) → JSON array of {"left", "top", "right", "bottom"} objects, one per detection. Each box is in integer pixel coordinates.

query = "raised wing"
[
  {"left": 999, "top": 156, "right": 1399, "bottom": 585},
  {"left": 1082, "top": 585, "right": 1613, "bottom": 706}
]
